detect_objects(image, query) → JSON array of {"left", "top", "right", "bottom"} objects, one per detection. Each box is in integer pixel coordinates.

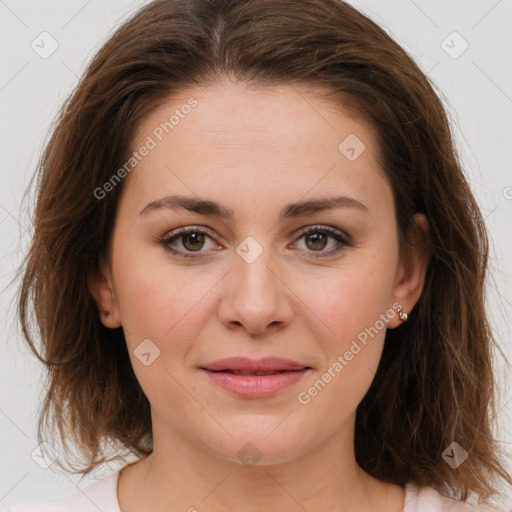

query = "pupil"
[
  {"left": 307, "top": 232, "right": 327, "bottom": 250},
  {"left": 184, "top": 233, "right": 204, "bottom": 251}
]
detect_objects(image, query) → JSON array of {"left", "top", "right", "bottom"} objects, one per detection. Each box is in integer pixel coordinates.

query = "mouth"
[
  {"left": 198, "top": 357, "right": 313, "bottom": 398},
  {"left": 206, "top": 369, "right": 305, "bottom": 376},
  {"left": 200, "top": 356, "right": 312, "bottom": 373}
]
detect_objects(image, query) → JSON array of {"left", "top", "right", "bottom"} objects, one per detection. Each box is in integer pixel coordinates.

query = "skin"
[{"left": 91, "top": 77, "right": 429, "bottom": 512}]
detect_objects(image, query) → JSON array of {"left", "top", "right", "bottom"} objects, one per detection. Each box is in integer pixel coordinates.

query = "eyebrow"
[{"left": 139, "top": 194, "right": 368, "bottom": 220}]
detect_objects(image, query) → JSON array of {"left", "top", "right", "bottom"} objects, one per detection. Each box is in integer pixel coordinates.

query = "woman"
[{"left": 10, "top": 0, "right": 511, "bottom": 510}]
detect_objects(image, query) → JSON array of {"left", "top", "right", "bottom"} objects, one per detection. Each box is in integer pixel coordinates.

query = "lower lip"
[{"left": 201, "top": 369, "right": 310, "bottom": 398}]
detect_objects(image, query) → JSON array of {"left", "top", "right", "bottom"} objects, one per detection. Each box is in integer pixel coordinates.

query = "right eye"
[{"left": 159, "top": 226, "right": 221, "bottom": 259}]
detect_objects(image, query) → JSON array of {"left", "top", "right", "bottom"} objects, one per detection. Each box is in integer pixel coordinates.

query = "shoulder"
[
  {"left": 404, "top": 482, "right": 503, "bottom": 512},
  {"left": 2, "top": 472, "right": 120, "bottom": 512}
]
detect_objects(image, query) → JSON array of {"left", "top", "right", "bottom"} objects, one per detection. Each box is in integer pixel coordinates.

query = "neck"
[{"left": 118, "top": 413, "right": 403, "bottom": 512}]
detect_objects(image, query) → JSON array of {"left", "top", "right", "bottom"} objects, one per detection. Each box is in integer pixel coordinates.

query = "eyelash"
[{"left": 158, "top": 225, "right": 351, "bottom": 260}]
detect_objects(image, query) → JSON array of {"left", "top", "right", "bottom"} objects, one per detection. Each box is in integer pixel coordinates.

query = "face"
[{"left": 93, "top": 78, "right": 427, "bottom": 466}]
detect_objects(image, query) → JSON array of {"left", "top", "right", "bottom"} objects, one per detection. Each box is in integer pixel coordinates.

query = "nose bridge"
[
  {"left": 237, "top": 239, "right": 275, "bottom": 292},
  {"left": 219, "top": 234, "right": 292, "bottom": 334},
  {"left": 235, "top": 234, "right": 279, "bottom": 307}
]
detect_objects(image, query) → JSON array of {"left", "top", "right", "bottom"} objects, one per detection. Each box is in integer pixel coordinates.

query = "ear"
[
  {"left": 88, "top": 258, "right": 122, "bottom": 328},
  {"left": 388, "top": 213, "right": 430, "bottom": 329}
]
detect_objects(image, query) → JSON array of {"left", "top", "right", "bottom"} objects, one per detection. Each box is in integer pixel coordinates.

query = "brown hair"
[{"left": 16, "top": 0, "right": 511, "bottom": 503}]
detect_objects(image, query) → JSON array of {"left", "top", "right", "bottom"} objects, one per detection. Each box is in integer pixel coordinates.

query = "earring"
[{"left": 397, "top": 307, "right": 408, "bottom": 322}]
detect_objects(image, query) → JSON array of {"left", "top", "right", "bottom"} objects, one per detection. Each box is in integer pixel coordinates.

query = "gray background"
[{"left": 1, "top": 0, "right": 511, "bottom": 508}]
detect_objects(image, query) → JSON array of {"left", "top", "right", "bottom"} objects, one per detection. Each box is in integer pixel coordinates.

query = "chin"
[{"left": 197, "top": 419, "right": 315, "bottom": 467}]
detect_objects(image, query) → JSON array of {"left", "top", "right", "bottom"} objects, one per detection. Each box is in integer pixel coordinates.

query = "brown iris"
[
  {"left": 182, "top": 232, "right": 206, "bottom": 251},
  {"left": 305, "top": 232, "right": 328, "bottom": 251}
]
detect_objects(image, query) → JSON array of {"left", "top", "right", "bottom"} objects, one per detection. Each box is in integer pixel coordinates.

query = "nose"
[{"left": 217, "top": 243, "right": 293, "bottom": 336}]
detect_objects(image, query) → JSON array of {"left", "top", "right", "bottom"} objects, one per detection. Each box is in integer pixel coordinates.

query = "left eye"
[
  {"left": 291, "top": 226, "right": 350, "bottom": 258},
  {"left": 159, "top": 225, "right": 349, "bottom": 259}
]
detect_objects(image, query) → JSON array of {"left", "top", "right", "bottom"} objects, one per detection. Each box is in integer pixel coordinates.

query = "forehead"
[
  {"left": 125, "top": 79, "right": 391, "bottom": 218},
  {"left": 135, "top": 79, "right": 373, "bottom": 151}
]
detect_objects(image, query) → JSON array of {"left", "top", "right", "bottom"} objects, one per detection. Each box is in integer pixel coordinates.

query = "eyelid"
[
  {"left": 166, "top": 224, "right": 218, "bottom": 239},
  {"left": 292, "top": 224, "right": 349, "bottom": 242}
]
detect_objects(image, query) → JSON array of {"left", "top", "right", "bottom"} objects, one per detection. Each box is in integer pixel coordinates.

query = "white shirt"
[{"left": 2, "top": 471, "right": 499, "bottom": 511}]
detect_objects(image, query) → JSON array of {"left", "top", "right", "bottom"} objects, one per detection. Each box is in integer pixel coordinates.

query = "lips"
[
  {"left": 218, "top": 370, "right": 288, "bottom": 376},
  {"left": 199, "top": 357, "right": 312, "bottom": 398},
  {"left": 200, "top": 356, "right": 311, "bottom": 374}
]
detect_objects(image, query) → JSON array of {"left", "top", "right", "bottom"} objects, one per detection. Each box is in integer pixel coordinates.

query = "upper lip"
[{"left": 200, "top": 357, "right": 311, "bottom": 372}]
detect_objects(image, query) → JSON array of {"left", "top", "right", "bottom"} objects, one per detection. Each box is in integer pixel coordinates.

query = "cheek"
[
  {"left": 295, "top": 281, "right": 390, "bottom": 420},
  {"left": 110, "top": 236, "right": 186, "bottom": 341},
  {"left": 111, "top": 237, "right": 225, "bottom": 357},
  {"left": 299, "top": 249, "right": 396, "bottom": 341},
  {"left": 113, "top": 266, "right": 169, "bottom": 341},
  {"left": 293, "top": 246, "right": 397, "bottom": 396}
]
